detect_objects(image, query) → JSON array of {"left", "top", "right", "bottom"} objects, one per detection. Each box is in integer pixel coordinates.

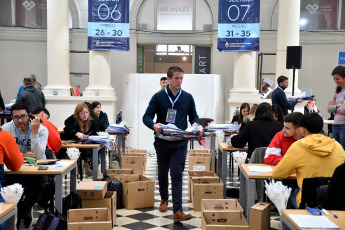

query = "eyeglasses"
[
  {"left": 80, "top": 112, "right": 89, "bottom": 115},
  {"left": 12, "top": 114, "right": 28, "bottom": 120}
]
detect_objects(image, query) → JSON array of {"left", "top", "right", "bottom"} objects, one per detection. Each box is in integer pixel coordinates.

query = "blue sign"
[
  {"left": 88, "top": 0, "right": 129, "bottom": 51},
  {"left": 338, "top": 52, "right": 345, "bottom": 65},
  {"left": 218, "top": 0, "right": 260, "bottom": 52}
]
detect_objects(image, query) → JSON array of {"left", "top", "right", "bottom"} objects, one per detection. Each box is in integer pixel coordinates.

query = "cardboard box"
[
  {"left": 68, "top": 208, "right": 112, "bottom": 230},
  {"left": 111, "top": 174, "right": 140, "bottom": 182},
  {"left": 192, "top": 177, "right": 224, "bottom": 211},
  {"left": 188, "top": 171, "right": 218, "bottom": 200},
  {"left": 106, "top": 169, "right": 134, "bottom": 175},
  {"left": 121, "top": 156, "right": 145, "bottom": 175},
  {"left": 124, "top": 152, "right": 147, "bottom": 171},
  {"left": 201, "top": 199, "right": 244, "bottom": 213},
  {"left": 82, "top": 191, "right": 117, "bottom": 226},
  {"left": 77, "top": 181, "right": 107, "bottom": 200},
  {"left": 201, "top": 212, "right": 249, "bottom": 230},
  {"left": 189, "top": 152, "right": 212, "bottom": 171},
  {"left": 126, "top": 149, "right": 147, "bottom": 154},
  {"left": 188, "top": 150, "right": 209, "bottom": 153},
  {"left": 249, "top": 202, "right": 270, "bottom": 230},
  {"left": 122, "top": 175, "right": 154, "bottom": 209}
]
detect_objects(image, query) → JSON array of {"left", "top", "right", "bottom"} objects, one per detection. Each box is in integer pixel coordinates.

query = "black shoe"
[
  {"left": 24, "top": 207, "right": 34, "bottom": 229},
  {"left": 226, "top": 188, "right": 239, "bottom": 198}
]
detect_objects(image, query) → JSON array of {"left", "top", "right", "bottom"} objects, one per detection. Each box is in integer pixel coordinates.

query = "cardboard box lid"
[
  {"left": 122, "top": 156, "right": 145, "bottom": 163},
  {"left": 111, "top": 174, "right": 140, "bottom": 182},
  {"left": 192, "top": 177, "right": 221, "bottom": 184},
  {"left": 188, "top": 171, "right": 217, "bottom": 177},
  {"left": 203, "top": 212, "right": 249, "bottom": 226},
  {"left": 68, "top": 208, "right": 111, "bottom": 223},
  {"left": 190, "top": 152, "right": 212, "bottom": 157},
  {"left": 77, "top": 181, "right": 107, "bottom": 191},
  {"left": 251, "top": 202, "right": 270, "bottom": 211},
  {"left": 123, "top": 175, "right": 154, "bottom": 184},
  {"left": 124, "top": 153, "right": 146, "bottom": 157},
  {"left": 126, "top": 149, "right": 147, "bottom": 153},
  {"left": 201, "top": 199, "right": 244, "bottom": 212},
  {"left": 188, "top": 150, "right": 209, "bottom": 153},
  {"left": 106, "top": 169, "right": 134, "bottom": 175}
]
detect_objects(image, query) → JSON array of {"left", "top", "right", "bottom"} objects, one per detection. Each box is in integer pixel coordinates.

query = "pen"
[
  {"left": 322, "top": 208, "right": 328, "bottom": 215},
  {"left": 329, "top": 210, "right": 338, "bottom": 218}
]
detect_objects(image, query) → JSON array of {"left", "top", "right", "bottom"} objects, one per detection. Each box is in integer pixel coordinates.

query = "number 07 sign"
[
  {"left": 88, "top": 0, "right": 129, "bottom": 51},
  {"left": 218, "top": 0, "right": 260, "bottom": 52}
]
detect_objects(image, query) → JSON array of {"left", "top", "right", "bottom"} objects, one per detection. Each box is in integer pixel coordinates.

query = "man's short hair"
[
  {"left": 300, "top": 113, "right": 324, "bottom": 134},
  {"left": 11, "top": 103, "right": 29, "bottom": 114},
  {"left": 160, "top": 77, "right": 167, "bottom": 81},
  {"left": 167, "top": 66, "right": 184, "bottom": 78},
  {"left": 31, "top": 106, "right": 50, "bottom": 118},
  {"left": 331, "top": 66, "right": 345, "bottom": 78},
  {"left": 23, "top": 78, "right": 32, "bottom": 86},
  {"left": 284, "top": 112, "right": 303, "bottom": 129},
  {"left": 277, "top": 75, "right": 288, "bottom": 85}
]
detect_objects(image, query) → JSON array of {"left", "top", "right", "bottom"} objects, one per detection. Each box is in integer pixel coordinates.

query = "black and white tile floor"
[{"left": 25, "top": 150, "right": 281, "bottom": 230}]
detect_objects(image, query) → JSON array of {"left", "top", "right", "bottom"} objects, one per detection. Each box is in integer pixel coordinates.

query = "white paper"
[
  {"left": 47, "top": 161, "right": 73, "bottom": 167},
  {"left": 248, "top": 166, "right": 272, "bottom": 172},
  {"left": 288, "top": 214, "right": 339, "bottom": 229},
  {"left": 193, "top": 165, "right": 206, "bottom": 171}
]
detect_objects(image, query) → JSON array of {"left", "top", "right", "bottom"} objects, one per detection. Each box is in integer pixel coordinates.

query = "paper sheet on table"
[
  {"left": 288, "top": 214, "right": 339, "bottom": 228},
  {"left": 47, "top": 161, "right": 73, "bottom": 167},
  {"left": 248, "top": 166, "right": 272, "bottom": 172}
]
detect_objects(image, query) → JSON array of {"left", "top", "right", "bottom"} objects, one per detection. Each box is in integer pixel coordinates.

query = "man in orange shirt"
[{"left": 31, "top": 107, "right": 62, "bottom": 157}]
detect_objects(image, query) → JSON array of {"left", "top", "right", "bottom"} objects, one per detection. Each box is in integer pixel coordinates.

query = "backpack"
[
  {"left": 37, "top": 176, "right": 55, "bottom": 211},
  {"left": 33, "top": 208, "right": 67, "bottom": 230},
  {"left": 62, "top": 192, "right": 82, "bottom": 217}
]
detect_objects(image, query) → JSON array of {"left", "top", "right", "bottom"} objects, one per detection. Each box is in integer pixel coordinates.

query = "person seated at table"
[
  {"left": 91, "top": 101, "right": 109, "bottom": 131},
  {"left": 0, "top": 128, "right": 24, "bottom": 230},
  {"left": 231, "top": 103, "right": 250, "bottom": 125},
  {"left": 273, "top": 113, "right": 345, "bottom": 209},
  {"left": 304, "top": 98, "right": 321, "bottom": 115},
  {"left": 272, "top": 104, "right": 284, "bottom": 125},
  {"left": 32, "top": 106, "right": 62, "bottom": 158},
  {"left": 264, "top": 112, "right": 303, "bottom": 166},
  {"left": 230, "top": 102, "right": 283, "bottom": 159},
  {"left": 0, "top": 90, "right": 6, "bottom": 114},
  {"left": 61, "top": 103, "right": 101, "bottom": 176},
  {"left": 243, "top": 104, "right": 258, "bottom": 124},
  {"left": 2, "top": 103, "right": 48, "bottom": 228}
]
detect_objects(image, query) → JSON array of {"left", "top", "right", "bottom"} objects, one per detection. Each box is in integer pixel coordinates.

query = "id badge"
[{"left": 166, "top": 108, "right": 177, "bottom": 123}]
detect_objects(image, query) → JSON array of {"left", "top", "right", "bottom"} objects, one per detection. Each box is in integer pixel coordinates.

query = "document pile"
[
  {"left": 1, "top": 183, "right": 24, "bottom": 203},
  {"left": 232, "top": 151, "right": 247, "bottom": 165},
  {"left": 107, "top": 122, "right": 130, "bottom": 135},
  {"left": 159, "top": 124, "right": 204, "bottom": 141},
  {"left": 83, "top": 132, "right": 111, "bottom": 148},
  {"left": 66, "top": 148, "right": 80, "bottom": 160},
  {"left": 265, "top": 179, "right": 291, "bottom": 215},
  {"left": 288, "top": 90, "right": 315, "bottom": 102},
  {"left": 205, "top": 123, "right": 239, "bottom": 132}
]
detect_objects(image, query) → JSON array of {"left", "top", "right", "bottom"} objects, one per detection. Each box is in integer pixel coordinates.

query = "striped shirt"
[{"left": 327, "top": 88, "right": 345, "bottom": 125}]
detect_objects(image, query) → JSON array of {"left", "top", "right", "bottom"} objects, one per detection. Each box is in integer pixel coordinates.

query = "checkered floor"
[{"left": 25, "top": 147, "right": 281, "bottom": 230}]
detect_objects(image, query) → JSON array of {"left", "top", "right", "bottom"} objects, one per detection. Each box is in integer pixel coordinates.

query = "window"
[{"left": 156, "top": 45, "right": 192, "bottom": 56}]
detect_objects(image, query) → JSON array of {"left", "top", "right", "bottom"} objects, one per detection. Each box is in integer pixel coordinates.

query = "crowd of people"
[{"left": 1, "top": 66, "right": 345, "bottom": 228}]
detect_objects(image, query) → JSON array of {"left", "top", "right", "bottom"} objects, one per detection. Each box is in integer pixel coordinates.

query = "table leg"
[
  {"left": 70, "top": 165, "right": 77, "bottom": 193},
  {"left": 92, "top": 148, "right": 98, "bottom": 180},
  {"left": 217, "top": 147, "right": 222, "bottom": 178},
  {"left": 281, "top": 215, "right": 297, "bottom": 230},
  {"left": 246, "top": 178, "right": 256, "bottom": 221},
  {"left": 101, "top": 146, "right": 106, "bottom": 175},
  {"left": 121, "top": 134, "right": 126, "bottom": 152},
  {"left": 210, "top": 135, "right": 216, "bottom": 172},
  {"left": 1, "top": 207, "right": 17, "bottom": 230},
  {"left": 221, "top": 150, "right": 228, "bottom": 198},
  {"left": 239, "top": 167, "right": 246, "bottom": 213},
  {"left": 55, "top": 175, "right": 63, "bottom": 213}
]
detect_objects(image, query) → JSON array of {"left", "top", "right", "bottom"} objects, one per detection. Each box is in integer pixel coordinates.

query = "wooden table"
[
  {"left": 281, "top": 209, "right": 345, "bottom": 230},
  {"left": 5, "top": 160, "right": 77, "bottom": 214},
  {"left": 61, "top": 142, "right": 106, "bottom": 181},
  {"left": 239, "top": 163, "right": 296, "bottom": 221},
  {"left": 0, "top": 113, "right": 11, "bottom": 126},
  {"left": 0, "top": 203, "right": 17, "bottom": 229},
  {"left": 218, "top": 142, "right": 248, "bottom": 198}
]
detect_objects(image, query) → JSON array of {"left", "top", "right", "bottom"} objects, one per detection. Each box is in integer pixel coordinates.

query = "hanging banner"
[
  {"left": 88, "top": 0, "right": 129, "bottom": 51},
  {"left": 217, "top": 0, "right": 260, "bottom": 52}
]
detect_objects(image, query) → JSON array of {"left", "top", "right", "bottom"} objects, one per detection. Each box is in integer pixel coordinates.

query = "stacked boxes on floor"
[
  {"left": 188, "top": 150, "right": 212, "bottom": 171},
  {"left": 122, "top": 149, "right": 147, "bottom": 175},
  {"left": 75, "top": 181, "right": 117, "bottom": 227},
  {"left": 191, "top": 177, "right": 224, "bottom": 211},
  {"left": 188, "top": 171, "right": 217, "bottom": 201},
  {"left": 201, "top": 199, "right": 249, "bottom": 230},
  {"left": 68, "top": 208, "right": 112, "bottom": 229}
]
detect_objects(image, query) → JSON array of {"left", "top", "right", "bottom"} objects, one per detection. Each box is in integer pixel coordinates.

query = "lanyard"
[
  {"left": 278, "top": 86, "right": 285, "bottom": 92},
  {"left": 165, "top": 87, "right": 182, "bottom": 109},
  {"left": 15, "top": 122, "right": 31, "bottom": 147}
]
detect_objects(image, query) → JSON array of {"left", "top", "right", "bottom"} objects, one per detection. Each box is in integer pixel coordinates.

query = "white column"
[
  {"left": 228, "top": 52, "right": 261, "bottom": 120},
  {"left": 275, "top": 0, "right": 301, "bottom": 93},
  {"left": 83, "top": 51, "right": 116, "bottom": 97},
  {"left": 44, "top": 0, "right": 71, "bottom": 96}
]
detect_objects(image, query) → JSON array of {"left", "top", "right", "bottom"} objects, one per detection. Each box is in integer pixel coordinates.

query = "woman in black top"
[{"left": 92, "top": 101, "right": 110, "bottom": 131}]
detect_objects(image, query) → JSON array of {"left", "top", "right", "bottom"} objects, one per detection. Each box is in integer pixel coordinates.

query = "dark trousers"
[
  {"left": 154, "top": 137, "right": 187, "bottom": 214},
  {"left": 4, "top": 175, "right": 47, "bottom": 227}
]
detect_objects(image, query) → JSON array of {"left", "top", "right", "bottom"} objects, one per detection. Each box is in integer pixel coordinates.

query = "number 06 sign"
[
  {"left": 217, "top": 0, "right": 260, "bottom": 52},
  {"left": 88, "top": 0, "right": 129, "bottom": 51}
]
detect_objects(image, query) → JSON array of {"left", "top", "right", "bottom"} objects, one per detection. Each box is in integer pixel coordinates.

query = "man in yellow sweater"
[{"left": 273, "top": 113, "right": 345, "bottom": 208}]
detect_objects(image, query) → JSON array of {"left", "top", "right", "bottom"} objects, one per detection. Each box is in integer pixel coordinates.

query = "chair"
[
  {"left": 327, "top": 163, "right": 345, "bottom": 210},
  {"left": 248, "top": 147, "right": 267, "bottom": 201},
  {"left": 299, "top": 177, "right": 331, "bottom": 209}
]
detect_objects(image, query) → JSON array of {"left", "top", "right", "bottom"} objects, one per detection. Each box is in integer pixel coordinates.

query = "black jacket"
[
  {"left": 61, "top": 115, "right": 100, "bottom": 140},
  {"left": 17, "top": 85, "right": 46, "bottom": 113},
  {"left": 98, "top": 111, "right": 110, "bottom": 131}
]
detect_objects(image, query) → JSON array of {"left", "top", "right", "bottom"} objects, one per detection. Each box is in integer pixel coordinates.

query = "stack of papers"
[
  {"left": 288, "top": 214, "right": 339, "bottom": 228},
  {"left": 248, "top": 166, "right": 273, "bottom": 172}
]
